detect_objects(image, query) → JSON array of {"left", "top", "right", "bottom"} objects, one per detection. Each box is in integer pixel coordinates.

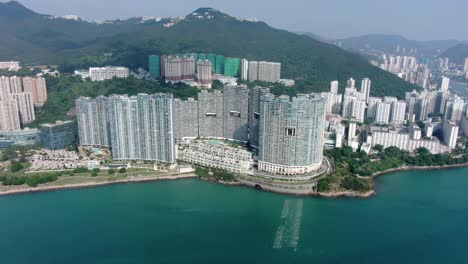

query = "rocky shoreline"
[{"left": 368, "top": 162, "right": 468, "bottom": 178}]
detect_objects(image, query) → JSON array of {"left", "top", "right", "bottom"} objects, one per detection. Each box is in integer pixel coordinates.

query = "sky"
[{"left": 10, "top": 0, "right": 468, "bottom": 40}]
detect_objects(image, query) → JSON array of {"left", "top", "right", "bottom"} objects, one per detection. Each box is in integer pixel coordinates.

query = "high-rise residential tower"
[
  {"left": 22, "top": 77, "right": 47, "bottom": 107},
  {"left": 347, "top": 78, "right": 355, "bottom": 89},
  {"left": 248, "top": 61, "right": 259, "bottom": 81},
  {"left": 241, "top": 59, "right": 249, "bottom": 81},
  {"left": 440, "top": 76, "right": 450, "bottom": 91},
  {"left": 197, "top": 60, "right": 212, "bottom": 87},
  {"left": 107, "top": 94, "right": 175, "bottom": 163},
  {"left": 248, "top": 86, "right": 270, "bottom": 148},
  {"left": 10, "top": 93, "right": 35, "bottom": 124},
  {"left": 464, "top": 58, "right": 468, "bottom": 74},
  {"left": 76, "top": 96, "right": 110, "bottom": 147},
  {"left": 330, "top": 81, "right": 339, "bottom": 94},
  {"left": 360, "top": 78, "right": 371, "bottom": 103},
  {"left": 0, "top": 99, "right": 20, "bottom": 131},
  {"left": 258, "top": 94, "right": 325, "bottom": 175},
  {"left": 375, "top": 102, "right": 391, "bottom": 124}
]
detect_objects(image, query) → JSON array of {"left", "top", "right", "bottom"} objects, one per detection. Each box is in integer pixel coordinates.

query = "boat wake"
[{"left": 273, "top": 199, "right": 303, "bottom": 251}]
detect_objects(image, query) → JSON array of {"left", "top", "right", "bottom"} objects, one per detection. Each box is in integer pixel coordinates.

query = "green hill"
[
  {"left": 336, "top": 34, "right": 462, "bottom": 58},
  {"left": 439, "top": 43, "right": 468, "bottom": 64},
  {"left": 0, "top": 3, "right": 419, "bottom": 98}
]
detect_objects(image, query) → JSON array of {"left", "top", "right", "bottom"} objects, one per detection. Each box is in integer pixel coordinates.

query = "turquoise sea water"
[{"left": 1, "top": 168, "right": 468, "bottom": 264}]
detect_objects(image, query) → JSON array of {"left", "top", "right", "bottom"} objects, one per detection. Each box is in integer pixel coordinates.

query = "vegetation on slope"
[{"left": 318, "top": 145, "right": 468, "bottom": 193}]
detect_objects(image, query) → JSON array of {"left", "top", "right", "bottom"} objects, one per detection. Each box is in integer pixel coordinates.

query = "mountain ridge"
[{"left": 335, "top": 33, "right": 466, "bottom": 57}]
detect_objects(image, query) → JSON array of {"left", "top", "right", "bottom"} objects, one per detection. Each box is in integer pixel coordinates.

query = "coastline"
[
  {"left": 315, "top": 190, "right": 376, "bottom": 198},
  {"left": 368, "top": 162, "right": 468, "bottom": 178},
  {"left": 1, "top": 162, "right": 467, "bottom": 198},
  {"left": 0, "top": 173, "right": 197, "bottom": 197}
]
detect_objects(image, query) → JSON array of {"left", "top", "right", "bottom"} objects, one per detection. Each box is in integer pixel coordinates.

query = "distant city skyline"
[{"left": 7, "top": 0, "right": 468, "bottom": 41}]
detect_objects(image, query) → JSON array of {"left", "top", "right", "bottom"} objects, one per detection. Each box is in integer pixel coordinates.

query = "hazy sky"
[{"left": 12, "top": 0, "right": 468, "bottom": 40}]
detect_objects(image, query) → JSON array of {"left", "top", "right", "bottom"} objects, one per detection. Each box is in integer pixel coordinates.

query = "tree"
[
  {"left": 118, "top": 168, "right": 127, "bottom": 174},
  {"left": 73, "top": 167, "right": 89, "bottom": 174},
  {"left": 1, "top": 146, "right": 18, "bottom": 161},
  {"left": 108, "top": 169, "right": 115, "bottom": 175},
  {"left": 10, "top": 162, "right": 24, "bottom": 172},
  {"left": 25, "top": 177, "right": 39, "bottom": 187},
  {"left": 373, "top": 145, "right": 384, "bottom": 152}
]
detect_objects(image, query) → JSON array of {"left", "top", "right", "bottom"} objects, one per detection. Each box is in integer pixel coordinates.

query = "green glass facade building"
[
  {"left": 215, "top": 55, "right": 225, "bottom": 74},
  {"left": 148, "top": 55, "right": 161, "bottom": 78},
  {"left": 207, "top": 54, "right": 216, "bottom": 73},
  {"left": 0, "top": 129, "right": 41, "bottom": 149},
  {"left": 224, "top": 58, "right": 241, "bottom": 77},
  {"left": 197, "top": 54, "right": 207, "bottom": 61},
  {"left": 40, "top": 121, "right": 77, "bottom": 150}
]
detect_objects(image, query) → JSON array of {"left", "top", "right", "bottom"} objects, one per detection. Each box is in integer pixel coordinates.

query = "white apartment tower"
[
  {"left": 351, "top": 100, "right": 366, "bottom": 122},
  {"left": 440, "top": 76, "right": 450, "bottom": 91},
  {"left": 375, "top": 102, "right": 391, "bottom": 124},
  {"left": 464, "top": 58, "right": 468, "bottom": 73},
  {"left": 360, "top": 78, "right": 371, "bottom": 103},
  {"left": 367, "top": 97, "right": 382, "bottom": 119},
  {"left": 241, "top": 59, "right": 249, "bottom": 81},
  {"left": 89, "top": 66, "right": 129, "bottom": 81},
  {"left": 330, "top": 81, "right": 339, "bottom": 94},
  {"left": 347, "top": 78, "right": 355, "bottom": 89},
  {"left": 0, "top": 61, "right": 20, "bottom": 71},
  {"left": 391, "top": 101, "right": 406, "bottom": 123},
  {"left": 443, "top": 120, "right": 459, "bottom": 148}
]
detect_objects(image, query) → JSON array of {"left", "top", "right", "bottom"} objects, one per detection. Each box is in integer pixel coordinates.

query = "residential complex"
[
  {"left": 0, "top": 61, "right": 20, "bottom": 71},
  {"left": 108, "top": 93, "right": 175, "bottom": 163},
  {"left": 89, "top": 66, "right": 129, "bottom": 81},
  {"left": 369, "top": 126, "right": 441, "bottom": 154},
  {"left": 149, "top": 53, "right": 282, "bottom": 85},
  {"left": 0, "top": 76, "right": 47, "bottom": 131},
  {"left": 78, "top": 94, "right": 176, "bottom": 163},
  {"left": 374, "top": 55, "right": 430, "bottom": 89},
  {"left": 75, "top": 73, "right": 467, "bottom": 176},
  {"left": 179, "top": 141, "right": 253, "bottom": 174},
  {"left": 76, "top": 85, "right": 327, "bottom": 176}
]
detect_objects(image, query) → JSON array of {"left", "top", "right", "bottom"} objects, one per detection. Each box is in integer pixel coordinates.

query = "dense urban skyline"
[{"left": 8, "top": 0, "right": 468, "bottom": 41}]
